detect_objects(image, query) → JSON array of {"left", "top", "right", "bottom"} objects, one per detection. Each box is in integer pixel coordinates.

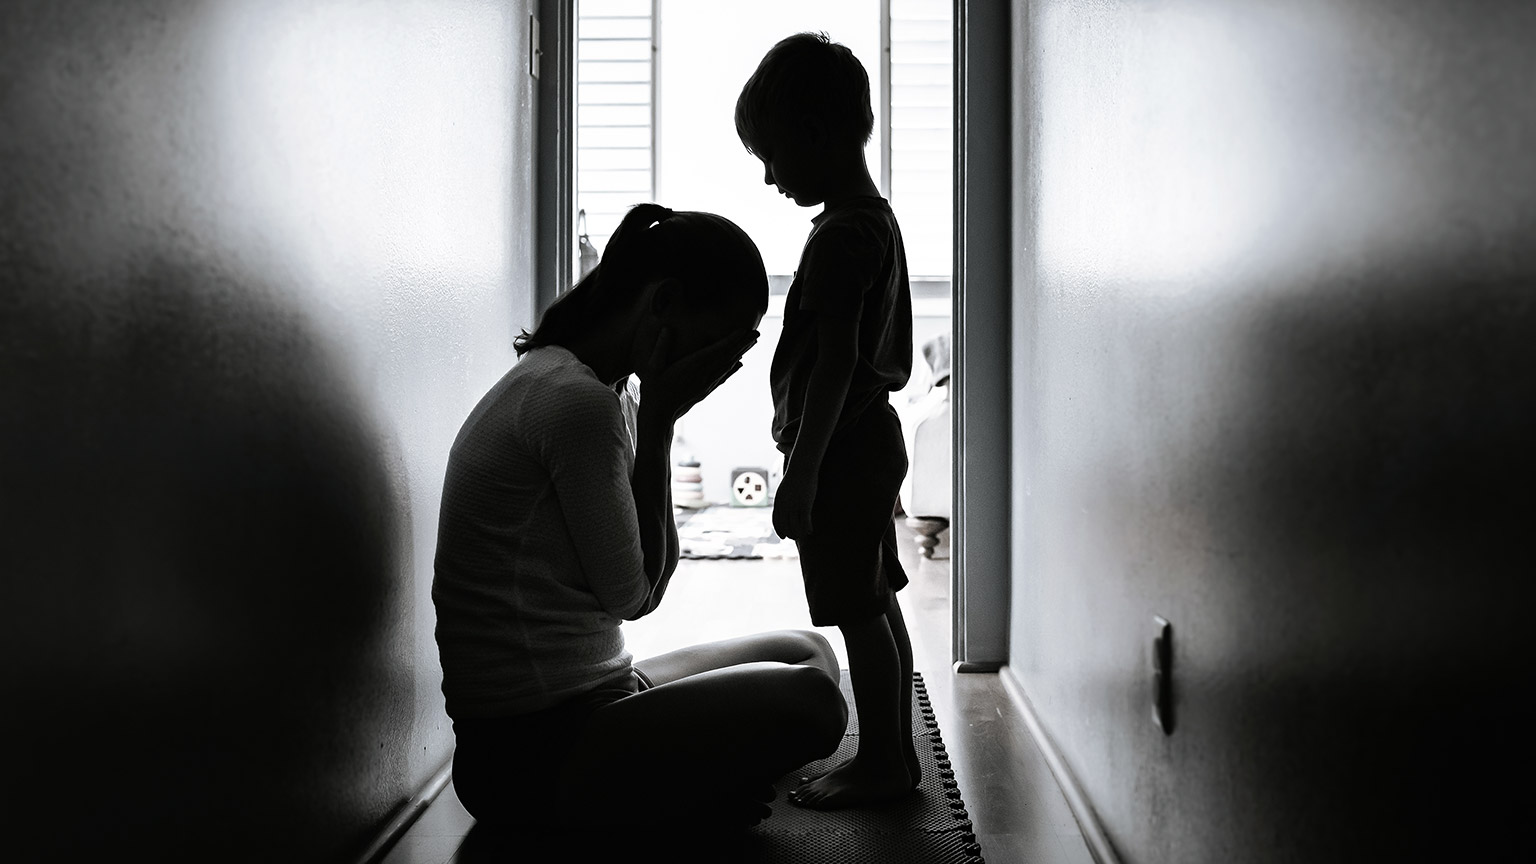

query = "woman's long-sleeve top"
[{"left": 432, "top": 346, "right": 649, "bottom": 720}]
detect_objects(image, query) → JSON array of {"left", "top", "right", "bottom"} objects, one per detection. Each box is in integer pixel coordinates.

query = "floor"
[{"left": 380, "top": 522, "right": 1094, "bottom": 864}]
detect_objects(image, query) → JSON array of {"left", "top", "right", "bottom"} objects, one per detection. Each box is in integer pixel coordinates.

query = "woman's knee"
[
  {"left": 797, "top": 629, "right": 837, "bottom": 664},
  {"left": 780, "top": 662, "right": 848, "bottom": 748},
  {"left": 771, "top": 628, "right": 841, "bottom": 677}
]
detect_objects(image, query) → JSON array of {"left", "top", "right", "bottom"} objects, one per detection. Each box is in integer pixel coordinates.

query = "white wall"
[
  {"left": 0, "top": 1, "right": 537, "bottom": 860},
  {"left": 1007, "top": 1, "right": 1536, "bottom": 861}
]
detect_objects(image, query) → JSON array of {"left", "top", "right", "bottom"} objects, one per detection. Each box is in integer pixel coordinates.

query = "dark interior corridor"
[{"left": 3, "top": 2, "right": 1532, "bottom": 863}]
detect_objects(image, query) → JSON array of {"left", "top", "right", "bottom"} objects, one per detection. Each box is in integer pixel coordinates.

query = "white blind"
[
  {"left": 888, "top": 0, "right": 952, "bottom": 279},
  {"left": 577, "top": 0, "right": 655, "bottom": 256}
]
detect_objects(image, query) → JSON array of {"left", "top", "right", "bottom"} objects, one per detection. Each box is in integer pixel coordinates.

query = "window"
[
  {"left": 574, "top": 1, "right": 951, "bottom": 288},
  {"left": 886, "top": 0, "right": 952, "bottom": 281},
  {"left": 576, "top": 0, "right": 656, "bottom": 259},
  {"left": 569, "top": 1, "right": 953, "bottom": 514}
]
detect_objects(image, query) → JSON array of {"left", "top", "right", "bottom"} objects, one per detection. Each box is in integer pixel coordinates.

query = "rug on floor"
[{"left": 674, "top": 504, "right": 797, "bottom": 560}]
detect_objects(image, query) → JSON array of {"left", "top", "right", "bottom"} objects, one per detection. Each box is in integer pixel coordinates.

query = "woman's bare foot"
[
  {"left": 787, "top": 754, "right": 914, "bottom": 809},
  {"left": 703, "top": 781, "right": 775, "bottom": 828}
]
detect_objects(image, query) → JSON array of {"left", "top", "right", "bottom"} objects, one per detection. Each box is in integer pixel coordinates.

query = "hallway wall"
[
  {"left": 0, "top": 1, "right": 536, "bottom": 860},
  {"left": 1006, "top": 1, "right": 1536, "bottom": 861}
]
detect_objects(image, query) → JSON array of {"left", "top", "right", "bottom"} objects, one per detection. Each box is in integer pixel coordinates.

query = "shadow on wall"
[
  {"left": 1204, "top": 269, "right": 1536, "bottom": 859},
  {"left": 0, "top": 252, "right": 410, "bottom": 862}
]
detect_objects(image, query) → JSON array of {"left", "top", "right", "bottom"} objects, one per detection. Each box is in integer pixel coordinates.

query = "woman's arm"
[
  {"left": 627, "top": 401, "right": 680, "bottom": 618},
  {"left": 543, "top": 382, "right": 653, "bottom": 620},
  {"left": 627, "top": 326, "right": 760, "bottom": 618},
  {"left": 543, "top": 329, "right": 755, "bottom": 621}
]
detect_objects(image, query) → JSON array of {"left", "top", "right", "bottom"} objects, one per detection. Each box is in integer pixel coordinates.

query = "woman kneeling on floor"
[{"left": 432, "top": 204, "right": 847, "bottom": 837}]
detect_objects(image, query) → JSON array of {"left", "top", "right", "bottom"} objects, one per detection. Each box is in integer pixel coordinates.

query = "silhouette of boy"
[{"left": 736, "top": 32, "right": 917, "bottom": 809}]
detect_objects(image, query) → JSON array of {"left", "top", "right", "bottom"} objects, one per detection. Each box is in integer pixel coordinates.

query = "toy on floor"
[{"left": 730, "top": 466, "right": 771, "bottom": 507}]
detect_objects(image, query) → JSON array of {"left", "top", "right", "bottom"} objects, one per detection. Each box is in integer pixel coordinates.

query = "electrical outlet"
[
  {"left": 1152, "top": 616, "right": 1174, "bottom": 734},
  {"left": 529, "top": 15, "right": 541, "bottom": 78}
]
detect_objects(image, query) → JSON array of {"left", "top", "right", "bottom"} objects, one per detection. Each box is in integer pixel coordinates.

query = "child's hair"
[
  {"left": 734, "top": 31, "right": 875, "bottom": 157},
  {"left": 515, "top": 204, "right": 769, "bottom": 357}
]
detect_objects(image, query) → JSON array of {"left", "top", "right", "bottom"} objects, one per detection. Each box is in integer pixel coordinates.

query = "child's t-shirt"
[{"left": 770, "top": 196, "right": 913, "bottom": 451}]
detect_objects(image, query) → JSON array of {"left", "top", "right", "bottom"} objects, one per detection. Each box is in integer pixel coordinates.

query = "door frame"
[
  {"left": 950, "top": 0, "right": 1010, "bottom": 671},
  {"left": 535, "top": 0, "right": 576, "bottom": 318}
]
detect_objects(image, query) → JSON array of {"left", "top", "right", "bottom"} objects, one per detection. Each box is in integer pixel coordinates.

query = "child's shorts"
[{"left": 790, "top": 402, "right": 910, "bottom": 627}]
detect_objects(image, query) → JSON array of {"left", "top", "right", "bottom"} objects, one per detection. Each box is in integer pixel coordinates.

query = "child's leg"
[
  {"left": 789, "top": 405, "right": 915, "bottom": 808},
  {"left": 886, "top": 592, "right": 921, "bottom": 784},
  {"left": 798, "top": 593, "right": 921, "bottom": 789},
  {"left": 789, "top": 607, "right": 913, "bottom": 809}
]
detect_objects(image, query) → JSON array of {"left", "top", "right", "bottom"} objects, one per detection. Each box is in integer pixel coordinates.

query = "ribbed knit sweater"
[{"left": 432, "top": 346, "right": 647, "bottom": 720}]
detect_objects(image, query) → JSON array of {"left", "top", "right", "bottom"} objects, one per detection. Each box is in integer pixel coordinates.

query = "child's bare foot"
[
  {"left": 801, "top": 737, "right": 921, "bottom": 790},
  {"left": 787, "top": 756, "right": 913, "bottom": 809},
  {"left": 903, "top": 735, "right": 922, "bottom": 787},
  {"left": 798, "top": 756, "right": 849, "bottom": 785}
]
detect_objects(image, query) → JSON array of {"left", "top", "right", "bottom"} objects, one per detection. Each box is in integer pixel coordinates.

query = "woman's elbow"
[{"left": 609, "top": 588, "right": 653, "bottom": 621}]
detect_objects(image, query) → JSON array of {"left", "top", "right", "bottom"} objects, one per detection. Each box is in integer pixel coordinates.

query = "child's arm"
[{"left": 773, "top": 314, "right": 859, "bottom": 540}]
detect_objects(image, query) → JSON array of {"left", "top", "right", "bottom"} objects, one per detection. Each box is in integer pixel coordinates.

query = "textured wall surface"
[
  {"left": 0, "top": 1, "right": 535, "bottom": 860},
  {"left": 1007, "top": 1, "right": 1536, "bottom": 861}
]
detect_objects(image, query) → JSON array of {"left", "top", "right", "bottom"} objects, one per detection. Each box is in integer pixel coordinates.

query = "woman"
[{"left": 432, "top": 204, "right": 847, "bottom": 838}]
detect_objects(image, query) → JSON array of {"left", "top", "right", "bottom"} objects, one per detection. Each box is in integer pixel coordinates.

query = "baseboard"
[
  {"left": 953, "top": 660, "right": 1003, "bottom": 673},
  {"left": 997, "top": 667, "right": 1121, "bottom": 864},
  {"left": 355, "top": 756, "right": 454, "bottom": 864}
]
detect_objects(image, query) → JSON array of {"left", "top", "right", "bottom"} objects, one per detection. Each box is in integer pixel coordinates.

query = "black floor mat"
[{"left": 720, "top": 671, "right": 986, "bottom": 863}]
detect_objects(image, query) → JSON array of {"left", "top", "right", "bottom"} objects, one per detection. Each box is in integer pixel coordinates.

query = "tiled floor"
[{"left": 380, "top": 523, "right": 1094, "bottom": 864}]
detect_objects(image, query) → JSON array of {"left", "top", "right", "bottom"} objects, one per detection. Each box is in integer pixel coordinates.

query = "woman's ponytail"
[
  {"left": 596, "top": 203, "right": 674, "bottom": 296},
  {"left": 514, "top": 204, "right": 674, "bottom": 357}
]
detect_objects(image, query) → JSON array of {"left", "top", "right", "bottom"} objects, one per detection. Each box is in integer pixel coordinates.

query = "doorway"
[{"left": 535, "top": 0, "right": 1005, "bottom": 667}]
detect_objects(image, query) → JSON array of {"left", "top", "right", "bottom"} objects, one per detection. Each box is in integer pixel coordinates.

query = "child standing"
[{"left": 736, "top": 32, "right": 917, "bottom": 809}]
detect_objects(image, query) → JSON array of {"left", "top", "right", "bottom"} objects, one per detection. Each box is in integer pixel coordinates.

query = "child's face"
[{"left": 756, "top": 128, "right": 823, "bottom": 208}]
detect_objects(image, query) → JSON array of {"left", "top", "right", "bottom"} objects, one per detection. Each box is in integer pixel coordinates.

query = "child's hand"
[{"left": 771, "top": 469, "right": 818, "bottom": 540}]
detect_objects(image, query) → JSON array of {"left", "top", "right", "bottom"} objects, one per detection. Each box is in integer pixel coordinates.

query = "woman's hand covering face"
[{"left": 640, "top": 327, "right": 759, "bottom": 421}]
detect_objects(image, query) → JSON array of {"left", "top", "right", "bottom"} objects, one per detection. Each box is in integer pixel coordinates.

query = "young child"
[{"left": 736, "top": 32, "right": 917, "bottom": 809}]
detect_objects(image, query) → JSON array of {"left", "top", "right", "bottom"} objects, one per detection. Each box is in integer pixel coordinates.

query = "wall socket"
[
  {"left": 1152, "top": 615, "right": 1174, "bottom": 734},
  {"left": 529, "top": 15, "right": 541, "bottom": 78}
]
